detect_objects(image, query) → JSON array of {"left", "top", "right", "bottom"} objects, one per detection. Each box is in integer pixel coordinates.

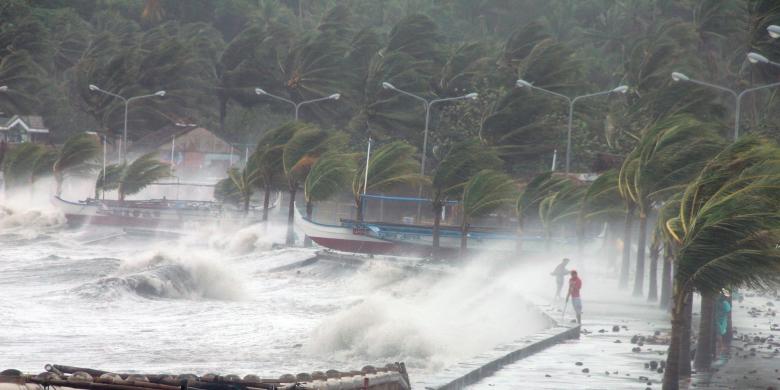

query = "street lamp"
[
  {"left": 88, "top": 84, "right": 166, "bottom": 162},
  {"left": 515, "top": 79, "right": 628, "bottom": 174},
  {"left": 0, "top": 86, "right": 8, "bottom": 92},
  {"left": 670, "top": 72, "right": 780, "bottom": 139},
  {"left": 254, "top": 88, "right": 340, "bottom": 121},
  {"left": 381, "top": 82, "right": 478, "bottom": 221}
]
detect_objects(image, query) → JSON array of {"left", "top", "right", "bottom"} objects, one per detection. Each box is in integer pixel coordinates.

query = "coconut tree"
[
  {"left": 252, "top": 123, "right": 299, "bottom": 221},
  {"left": 282, "top": 124, "right": 344, "bottom": 245},
  {"left": 618, "top": 115, "right": 725, "bottom": 296},
  {"left": 430, "top": 138, "right": 502, "bottom": 257},
  {"left": 578, "top": 169, "right": 624, "bottom": 268},
  {"left": 95, "top": 163, "right": 125, "bottom": 199},
  {"left": 53, "top": 133, "right": 100, "bottom": 196},
  {"left": 304, "top": 152, "right": 356, "bottom": 219},
  {"left": 662, "top": 137, "right": 780, "bottom": 389},
  {"left": 538, "top": 181, "right": 586, "bottom": 249},
  {"left": 30, "top": 148, "right": 58, "bottom": 196},
  {"left": 516, "top": 171, "right": 572, "bottom": 251},
  {"left": 351, "top": 140, "right": 421, "bottom": 221},
  {"left": 226, "top": 160, "right": 263, "bottom": 213},
  {"left": 459, "top": 169, "right": 517, "bottom": 254},
  {"left": 1, "top": 143, "right": 43, "bottom": 194},
  {"left": 117, "top": 153, "right": 170, "bottom": 201}
]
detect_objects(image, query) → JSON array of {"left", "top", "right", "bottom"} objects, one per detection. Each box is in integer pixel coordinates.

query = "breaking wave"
[
  {"left": 74, "top": 251, "right": 245, "bottom": 301},
  {"left": 0, "top": 207, "right": 66, "bottom": 229}
]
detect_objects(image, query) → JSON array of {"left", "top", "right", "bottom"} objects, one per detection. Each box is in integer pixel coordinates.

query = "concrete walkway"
[{"left": 470, "top": 291, "right": 671, "bottom": 389}]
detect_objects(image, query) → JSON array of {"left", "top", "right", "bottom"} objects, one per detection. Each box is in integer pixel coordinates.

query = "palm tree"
[
  {"left": 618, "top": 115, "right": 725, "bottom": 296},
  {"left": 282, "top": 124, "right": 344, "bottom": 245},
  {"left": 30, "top": 148, "right": 58, "bottom": 196},
  {"left": 117, "top": 153, "right": 170, "bottom": 201},
  {"left": 538, "top": 181, "right": 586, "bottom": 249},
  {"left": 227, "top": 161, "right": 262, "bottom": 213},
  {"left": 516, "top": 171, "right": 572, "bottom": 251},
  {"left": 351, "top": 140, "right": 421, "bottom": 221},
  {"left": 430, "top": 139, "right": 502, "bottom": 257},
  {"left": 2, "top": 143, "right": 43, "bottom": 194},
  {"left": 662, "top": 137, "right": 780, "bottom": 390},
  {"left": 460, "top": 169, "right": 517, "bottom": 253},
  {"left": 578, "top": 169, "right": 624, "bottom": 267},
  {"left": 53, "top": 133, "right": 100, "bottom": 196},
  {"left": 253, "top": 123, "right": 299, "bottom": 221},
  {"left": 304, "top": 152, "right": 356, "bottom": 219},
  {"left": 95, "top": 163, "right": 125, "bottom": 199}
]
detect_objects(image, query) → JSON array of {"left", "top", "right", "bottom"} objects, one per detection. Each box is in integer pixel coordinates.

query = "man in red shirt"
[{"left": 566, "top": 270, "right": 583, "bottom": 325}]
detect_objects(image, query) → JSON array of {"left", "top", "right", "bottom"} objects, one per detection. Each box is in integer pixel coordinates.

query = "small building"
[
  {"left": 130, "top": 124, "right": 241, "bottom": 180},
  {"left": 0, "top": 115, "right": 50, "bottom": 144}
]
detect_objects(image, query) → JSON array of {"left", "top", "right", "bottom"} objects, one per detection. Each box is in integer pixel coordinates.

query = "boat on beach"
[
  {"left": 52, "top": 195, "right": 277, "bottom": 228},
  {"left": 294, "top": 204, "right": 544, "bottom": 256}
]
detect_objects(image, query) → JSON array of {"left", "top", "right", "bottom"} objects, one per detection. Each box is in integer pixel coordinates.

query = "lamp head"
[
  {"left": 768, "top": 25, "right": 780, "bottom": 39},
  {"left": 382, "top": 82, "right": 395, "bottom": 90},
  {"left": 747, "top": 52, "right": 769, "bottom": 64},
  {"left": 155, "top": 90, "right": 166, "bottom": 97},
  {"left": 0, "top": 86, "right": 7, "bottom": 92},
  {"left": 612, "top": 85, "right": 629, "bottom": 94},
  {"left": 255, "top": 88, "right": 267, "bottom": 95},
  {"left": 671, "top": 72, "right": 689, "bottom": 82},
  {"left": 515, "top": 79, "right": 533, "bottom": 88},
  {"left": 88, "top": 84, "right": 99, "bottom": 91},
  {"left": 465, "top": 92, "right": 478, "bottom": 99},
  {"left": 329, "top": 93, "right": 340, "bottom": 100}
]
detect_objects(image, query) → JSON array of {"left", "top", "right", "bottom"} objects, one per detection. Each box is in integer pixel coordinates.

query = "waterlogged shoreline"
[{"left": 0, "top": 204, "right": 552, "bottom": 381}]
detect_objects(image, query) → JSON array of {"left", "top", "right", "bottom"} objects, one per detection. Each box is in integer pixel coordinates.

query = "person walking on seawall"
[
  {"left": 566, "top": 270, "right": 583, "bottom": 325},
  {"left": 551, "top": 258, "right": 570, "bottom": 299}
]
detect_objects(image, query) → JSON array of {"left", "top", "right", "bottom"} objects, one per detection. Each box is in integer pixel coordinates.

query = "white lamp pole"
[
  {"left": 515, "top": 79, "right": 628, "bottom": 174},
  {"left": 88, "top": 84, "right": 166, "bottom": 163},
  {"left": 254, "top": 88, "right": 340, "bottom": 122},
  {"left": 381, "top": 82, "right": 478, "bottom": 221},
  {"left": 671, "top": 72, "right": 780, "bottom": 140}
]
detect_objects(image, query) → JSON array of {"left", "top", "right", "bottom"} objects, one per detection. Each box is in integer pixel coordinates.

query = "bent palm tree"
[
  {"left": 117, "top": 153, "right": 170, "bottom": 201},
  {"left": 2, "top": 143, "right": 43, "bottom": 194},
  {"left": 253, "top": 123, "right": 299, "bottom": 221},
  {"left": 305, "top": 153, "right": 356, "bottom": 219},
  {"left": 95, "top": 163, "right": 125, "bottom": 199},
  {"left": 351, "top": 140, "right": 422, "bottom": 221},
  {"left": 516, "top": 172, "right": 572, "bottom": 250},
  {"left": 53, "top": 133, "right": 100, "bottom": 196},
  {"left": 538, "top": 181, "right": 586, "bottom": 248},
  {"left": 460, "top": 170, "right": 517, "bottom": 253},
  {"left": 662, "top": 137, "right": 780, "bottom": 390}
]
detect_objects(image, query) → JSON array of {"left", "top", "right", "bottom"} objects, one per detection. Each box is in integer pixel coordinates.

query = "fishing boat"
[
  {"left": 53, "top": 195, "right": 277, "bottom": 229},
  {"left": 294, "top": 204, "right": 535, "bottom": 256}
]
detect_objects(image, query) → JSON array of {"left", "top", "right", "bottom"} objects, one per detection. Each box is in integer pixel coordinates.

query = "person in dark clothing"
[{"left": 551, "top": 258, "right": 570, "bottom": 299}]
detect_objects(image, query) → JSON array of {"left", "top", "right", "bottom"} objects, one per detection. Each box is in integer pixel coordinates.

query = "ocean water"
[{"left": 0, "top": 201, "right": 550, "bottom": 380}]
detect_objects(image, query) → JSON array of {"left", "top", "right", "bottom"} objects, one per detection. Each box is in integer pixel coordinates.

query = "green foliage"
[
  {"left": 117, "top": 153, "right": 170, "bottom": 200},
  {"left": 2, "top": 143, "right": 43, "bottom": 190},
  {"left": 516, "top": 171, "right": 572, "bottom": 228},
  {"left": 304, "top": 152, "right": 356, "bottom": 204},
  {"left": 431, "top": 138, "right": 502, "bottom": 206},
  {"left": 95, "top": 163, "right": 125, "bottom": 198},
  {"left": 461, "top": 169, "right": 517, "bottom": 224},
  {"left": 351, "top": 140, "right": 423, "bottom": 207}
]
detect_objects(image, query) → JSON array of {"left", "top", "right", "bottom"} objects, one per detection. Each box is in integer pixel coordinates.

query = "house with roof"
[
  {"left": 130, "top": 124, "right": 241, "bottom": 180},
  {"left": 0, "top": 115, "right": 50, "bottom": 144}
]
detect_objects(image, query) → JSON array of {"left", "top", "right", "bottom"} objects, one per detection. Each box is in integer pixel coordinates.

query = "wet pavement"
[{"left": 470, "top": 294, "right": 670, "bottom": 389}]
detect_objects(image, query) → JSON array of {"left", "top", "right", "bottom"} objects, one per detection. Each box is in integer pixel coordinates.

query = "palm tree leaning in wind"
[
  {"left": 1, "top": 143, "right": 43, "bottom": 196},
  {"left": 251, "top": 123, "right": 299, "bottom": 221},
  {"left": 516, "top": 171, "right": 572, "bottom": 252},
  {"left": 116, "top": 153, "right": 170, "bottom": 201},
  {"left": 459, "top": 169, "right": 517, "bottom": 255},
  {"left": 304, "top": 152, "right": 356, "bottom": 220},
  {"left": 577, "top": 169, "right": 624, "bottom": 271},
  {"left": 351, "top": 140, "right": 422, "bottom": 221},
  {"left": 662, "top": 137, "right": 780, "bottom": 390},
  {"left": 430, "top": 138, "right": 502, "bottom": 258},
  {"left": 53, "top": 133, "right": 100, "bottom": 196}
]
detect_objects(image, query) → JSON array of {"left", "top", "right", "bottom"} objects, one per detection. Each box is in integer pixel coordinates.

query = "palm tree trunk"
[
  {"left": 303, "top": 201, "right": 313, "bottom": 247},
  {"left": 606, "top": 222, "right": 618, "bottom": 271},
  {"left": 262, "top": 183, "right": 271, "bottom": 222},
  {"left": 356, "top": 197, "right": 364, "bottom": 221},
  {"left": 660, "top": 243, "right": 673, "bottom": 309},
  {"left": 515, "top": 222, "right": 523, "bottom": 253},
  {"left": 633, "top": 212, "right": 648, "bottom": 296},
  {"left": 55, "top": 173, "right": 64, "bottom": 196},
  {"left": 694, "top": 291, "right": 717, "bottom": 371},
  {"left": 286, "top": 186, "right": 297, "bottom": 246},
  {"left": 648, "top": 238, "right": 660, "bottom": 301},
  {"left": 432, "top": 202, "right": 442, "bottom": 259},
  {"left": 680, "top": 290, "right": 693, "bottom": 377},
  {"left": 619, "top": 204, "right": 635, "bottom": 288},
  {"left": 663, "top": 284, "right": 693, "bottom": 390},
  {"left": 460, "top": 221, "right": 469, "bottom": 257},
  {"left": 243, "top": 193, "right": 250, "bottom": 214}
]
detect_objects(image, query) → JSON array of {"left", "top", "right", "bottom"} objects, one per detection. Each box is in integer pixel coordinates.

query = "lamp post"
[
  {"left": 381, "top": 82, "right": 478, "bottom": 221},
  {"left": 88, "top": 84, "right": 166, "bottom": 163},
  {"left": 768, "top": 25, "right": 780, "bottom": 39},
  {"left": 254, "top": 88, "right": 340, "bottom": 122},
  {"left": 515, "top": 79, "right": 628, "bottom": 174},
  {"left": 671, "top": 72, "right": 780, "bottom": 140}
]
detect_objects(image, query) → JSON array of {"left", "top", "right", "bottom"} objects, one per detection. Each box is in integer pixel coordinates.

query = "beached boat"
[
  {"left": 294, "top": 204, "right": 538, "bottom": 256},
  {"left": 53, "top": 195, "right": 277, "bottom": 228}
]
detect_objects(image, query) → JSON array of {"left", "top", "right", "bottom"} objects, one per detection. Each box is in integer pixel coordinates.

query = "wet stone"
[
  {"left": 582, "top": 368, "right": 589, "bottom": 373},
  {"left": 613, "top": 325, "right": 620, "bottom": 332},
  {"left": 575, "top": 362, "right": 583, "bottom": 366}
]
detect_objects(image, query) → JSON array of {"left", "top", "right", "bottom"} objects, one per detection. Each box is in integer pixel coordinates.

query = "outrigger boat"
[
  {"left": 294, "top": 204, "right": 543, "bottom": 257},
  {"left": 53, "top": 195, "right": 278, "bottom": 229}
]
